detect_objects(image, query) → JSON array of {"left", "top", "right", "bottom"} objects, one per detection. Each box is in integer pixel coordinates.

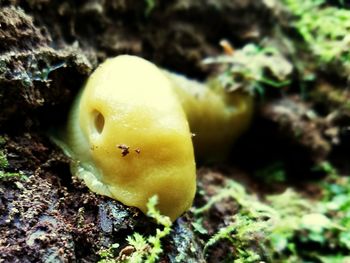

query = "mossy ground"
[{"left": 1, "top": 0, "right": 350, "bottom": 262}]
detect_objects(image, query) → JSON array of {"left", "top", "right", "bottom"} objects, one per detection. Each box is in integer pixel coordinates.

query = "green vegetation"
[
  {"left": 282, "top": 0, "right": 350, "bottom": 76},
  {"left": 126, "top": 196, "right": 172, "bottom": 263},
  {"left": 204, "top": 44, "right": 292, "bottom": 96},
  {"left": 0, "top": 136, "right": 6, "bottom": 145},
  {"left": 194, "top": 179, "right": 273, "bottom": 261},
  {"left": 206, "top": 0, "right": 350, "bottom": 98},
  {"left": 0, "top": 137, "right": 27, "bottom": 181},
  {"left": 98, "top": 196, "right": 172, "bottom": 263},
  {"left": 0, "top": 136, "right": 7, "bottom": 169},
  {"left": 144, "top": 0, "right": 156, "bottom": 16},
  {"left": 254, "top": 162, "right": 287, "bottom": 183},
  {"left": 0, "top": 150, "right": 8, "bottom": 169},
  {"left": 193, "top": 162, "right": 350, "bottom": 262},
  {"left": 0, "top": 171, "right": 28, "bottom": 181}
]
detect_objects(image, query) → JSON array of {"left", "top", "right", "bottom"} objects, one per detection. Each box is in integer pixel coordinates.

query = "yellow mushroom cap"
[{"left": 67, "top": 55, "right": 196, "bottom": 221}]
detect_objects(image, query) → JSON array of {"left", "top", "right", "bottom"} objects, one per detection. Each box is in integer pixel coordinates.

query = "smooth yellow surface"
[
  {"left": 63, "top": 55, "right": 254, "bottom": 221},
  {"left": 67, "top": 55, "right": 196, "bottom": 221},
  {"left": 166, "top": 72, "right": 254, "bottom": 161}
]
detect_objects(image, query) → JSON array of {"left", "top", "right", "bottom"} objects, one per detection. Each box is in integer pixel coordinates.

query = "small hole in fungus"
[{"left": 93, "top": 110, "right": 105, "bottom": 134}]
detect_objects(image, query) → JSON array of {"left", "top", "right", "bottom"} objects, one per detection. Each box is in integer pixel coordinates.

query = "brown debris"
[
  {"left": 261, "top": 96, "right": 332, "bottom": 163},
  {"left": 0, "top": 6, "right": 50, "bottom": 53},
  {"left": 2, "top": 0, "right": 275, "bottom": 77},
  {"left": 0, "top": 132, "right": 147, "bottom": 262},
  {"left": 117, "top": 144, "right": 130, "bottom": 157},
  {"left": 117, "top": 245, "right": 137, "bottom": 261}
]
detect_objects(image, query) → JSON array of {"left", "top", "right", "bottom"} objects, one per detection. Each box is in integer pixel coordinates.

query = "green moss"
[
  {"left": 0, "top": 136, "right": 6, "bottom": 145},
  {"left": 254, "top": 162, "right": 287, "bottom": 183},
  {"left": 144, "top": 0, "right": 156, "bottom": 16},
  {"left": 194, "top": 164, "right": 350, "bottom": 262},
  {"left": 98, "top": 196, "right": 172, "bottom": 263},
  {"left": 0, "top": 171, "right": 28, "bottom": 181},
  {"left": 282, "top": 0, "right": 350, "bottom": 76},
  {"left": 204, "top": 44, "right": 292, "bottom": 96},
  {"left": 127, "top": 196, "right": 172, "bottom": 263},
  {"left": 194, "top": 180, "right": 273, "bottom": 262},
  {"left": 0, "top": 150, "right": 9, "bottom": 169},
  {"left": 0, "top": 137, "right": 28, "bottom": 182},
  {"left": 98, "top": 244, "right": 120, "bottom": 263}
]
